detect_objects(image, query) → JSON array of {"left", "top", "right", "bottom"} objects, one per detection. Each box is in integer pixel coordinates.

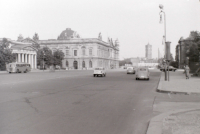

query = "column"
[
  {"left": 24, "top": 54, "right": 26, "bottom": 63},
  {"left": 22, "top": 54, "right": 24, "bottom": 63},
  {"left": 18, "top": 53, "right": 21, "bottom": 62},
  {"left": 16, "top": 54, "right": 18, "bottom": 62},
  {"left": 28, "top": 54, "right": 30, "bottom": 64},
  {"left": 34, "top": 54, "right": 37, "bottom": 69},
  {"left": 31, "top": 54, "right": 34, "bottom": 69},
  {"left": 26, "top": 54, "right": 28, "bottom": 63}
]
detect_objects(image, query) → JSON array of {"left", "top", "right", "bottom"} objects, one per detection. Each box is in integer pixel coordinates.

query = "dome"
[{"left": 57, "top": 28, "right": 75, "bottom": 40}]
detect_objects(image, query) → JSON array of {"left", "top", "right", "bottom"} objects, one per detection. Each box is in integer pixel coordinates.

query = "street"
[
  {"left": 1, "top": 69, "right": 200, "bottom": 134},
  {"left": 0, "top": 69, "right": 160, "bottom": 134}
]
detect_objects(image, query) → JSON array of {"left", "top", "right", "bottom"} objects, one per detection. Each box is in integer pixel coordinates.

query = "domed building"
[{"left": 39, "top": 28, "right": 119, "bottom": 69}]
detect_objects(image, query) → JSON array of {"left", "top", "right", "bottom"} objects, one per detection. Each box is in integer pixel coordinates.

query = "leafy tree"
[
  {"left": 33, "top": 33, "right": 39, "bottom": 41},
  {"left": 186, "top": 43, "right": 199, "bottom": 62},
  {"left": 119, "top": 59, "right": 132, "bottom": 66},
  {"left": 0, "top": 38, "right": 16, "bottom": 70},
  {"left": 53, "top": 50, "right": 64, "bottom": 67},
  {"left": 37, "top": 47, "right": 53, "bottom": 68}
]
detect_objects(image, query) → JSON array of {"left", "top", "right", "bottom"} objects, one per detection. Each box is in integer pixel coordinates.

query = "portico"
[
  {"left": 9, "top": 40, "right": 37, "bottom": 69},
  {"left": 14, "top": 50, "right": 37, "bottom": 69}
]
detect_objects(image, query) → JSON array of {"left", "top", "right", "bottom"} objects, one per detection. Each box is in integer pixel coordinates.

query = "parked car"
[
  {"left": 93, "top": 67, "right": 106, "bottom": 77},
  {"left": 136, "top": 67, "right": 150, "bottom": 80},
  {"left": 160, "top": 66, "right": 177, "bottom": 72},
  {"left": 127, "top": 66, "right": 135, "bottom": 74}
]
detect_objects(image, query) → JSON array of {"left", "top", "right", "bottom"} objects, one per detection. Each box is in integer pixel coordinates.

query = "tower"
[{"left": 145, "top": 43, "right": 152, "bottom": 59}]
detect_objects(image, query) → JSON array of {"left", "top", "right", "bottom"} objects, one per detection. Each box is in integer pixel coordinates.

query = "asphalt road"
[{"left": 0, "top": 69, "right": 161, "bottom": 134}]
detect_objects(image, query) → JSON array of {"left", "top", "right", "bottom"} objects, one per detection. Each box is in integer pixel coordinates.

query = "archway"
[
  {"left": 73, "top": 61, "right": 78, "bottom": 69},
  {"left": 66, "top": 60, "right": 69, "bottom": 67},
  {"left": 82, "top": 61, "right": 85, "bottom": 68},
  {"left": 89, "top": 60, "right": 92, "bottom": 68}
]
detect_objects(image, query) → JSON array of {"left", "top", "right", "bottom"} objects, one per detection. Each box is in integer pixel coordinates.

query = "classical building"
[
  {"left": 39, "top": 28, "right": 120, "bottom": 69},
  {"left": 176, "top": 31, "right": 200, "bottom": 69},
  {"left": 0, "top": 38, "right": 37, "bottom": 69},
  {"left": 145, "top": 43, "right": 152, "bottom": 59}
]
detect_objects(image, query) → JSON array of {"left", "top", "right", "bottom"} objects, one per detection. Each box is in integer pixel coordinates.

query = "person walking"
[{"left": 185, "top": 65, "right": 190, "bottom": 79}]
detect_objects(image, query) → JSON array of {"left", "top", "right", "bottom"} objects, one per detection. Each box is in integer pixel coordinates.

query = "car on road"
[
  {"left": 136, "top": 67, "right": 150, "bottom": 80},
  {"left": 93, "top": 67, "right": 106, "bottom": 77},
  {"left": 127, "top": 66, "right": 135, "bottom": 74},
  {"left": 160, "top": 66, "right": 177, "bottom": 72}
]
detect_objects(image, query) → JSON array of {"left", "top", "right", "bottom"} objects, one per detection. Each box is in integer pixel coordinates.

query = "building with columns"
[
  {"left": 7, "top": 40, "right": 37, "bottom": 69},
  {"left": 39, "top": 28, "right": 120, "bottom": 69}
]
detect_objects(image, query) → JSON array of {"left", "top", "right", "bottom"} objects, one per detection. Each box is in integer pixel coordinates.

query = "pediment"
[
  {"left": 22, "top": 38, "right": 33, "bottom": 43},
  {"left": 23, "top": 46, "right": 37, "bottom": 51}
]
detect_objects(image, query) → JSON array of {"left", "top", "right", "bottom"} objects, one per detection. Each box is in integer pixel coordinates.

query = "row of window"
[
  {"left": 53, "top": 48, "right": 118, "bottom": 58},
  {"left": 65, "top": 49, "right": 93, "bottom": 56},
  {"left": 65, "top": 60, "right": 93, "bottom": 68}
]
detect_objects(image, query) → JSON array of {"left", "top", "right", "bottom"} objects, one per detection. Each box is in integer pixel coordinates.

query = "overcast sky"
[{"left": 0, "top": 0, "right": 199, "bottom": 60}]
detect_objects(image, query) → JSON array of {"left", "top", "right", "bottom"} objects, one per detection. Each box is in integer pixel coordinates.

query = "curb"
[
  {"left": 146, "top": 108, "right": 200, "bottom": 134},
  {"left": 156, "top": 73, "right": 200, "bottom": 95}
]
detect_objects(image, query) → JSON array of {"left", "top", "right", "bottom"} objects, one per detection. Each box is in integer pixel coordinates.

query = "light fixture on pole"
[{"left": 159, "top": 4, "right": 167, "bottom": 81}]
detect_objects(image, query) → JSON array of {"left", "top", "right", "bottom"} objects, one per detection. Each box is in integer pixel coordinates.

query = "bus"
[{"left": 7, "top": 63, "right": 31, "bottom": 73}]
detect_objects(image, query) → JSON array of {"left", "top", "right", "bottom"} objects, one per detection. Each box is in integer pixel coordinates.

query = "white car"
[
  {"left": 93, "top": 67, "right": 106, "bottom": 77},
  {"left": 127, "top": 67, "right": 135, "bottom": 74},
  {"left": 135, "top": 67, "right": 150, "bottom": 80}
]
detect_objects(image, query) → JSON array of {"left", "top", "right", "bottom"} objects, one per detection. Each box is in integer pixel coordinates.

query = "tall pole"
[
  {"left": 43, "top": 53, "right": 44, "bottom": 71},
  {"left": 159, "top": 4, "right": 167, "bottom": 81}
]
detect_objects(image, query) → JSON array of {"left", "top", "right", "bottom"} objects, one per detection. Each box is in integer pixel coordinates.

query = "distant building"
[
  {"left": 145, "top": 43, "right": 152, "bottom": 59},
  {"left": 39, "top": 28, "right": 120, "bottom": 69},
  {"left": 130, "top": 57, "right": 158, "bottom": 67}
]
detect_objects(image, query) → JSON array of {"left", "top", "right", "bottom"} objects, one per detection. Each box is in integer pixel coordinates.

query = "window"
[
  {"left": 82, "top": 49, "right": 85, "bottom": 56},
  {"left": 66, "top": 50, "right": 69, "bottom": 56},
  {"left": 74, "top": 50, "right": 77, "bottom": 56},
  {"left": 89, "top": 49, "right": 92, "bottom": 56}
]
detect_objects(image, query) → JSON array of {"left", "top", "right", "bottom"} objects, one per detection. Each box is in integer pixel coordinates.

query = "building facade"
[
  {"left": 39, "top": 28, "right": 120, "bottom": 69},
  {"left": 1, "top": 39, "right": 37, "bottom": 69},
  {"left": 176, "top": 32, "right": 200, "bottom": 69},
  {"left": 145, "top": 43, "right": 152, "bottom": 59}
]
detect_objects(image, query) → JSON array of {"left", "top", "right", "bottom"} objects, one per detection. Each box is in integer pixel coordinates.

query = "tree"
[
  {"left": 0, "top": 38, "right": 16, "bottom": 70},
  {"left": 185, "top": 32, "right": 200, "bottom": 63},
  {"left": 33, "top": 33, "right": 39, "bottom": 41},
  {"left": 53, "top": 50, "right": 64, "bottom": 67},
  {"left": 37, "top": 47, "right": 53, "bottom": 68}
]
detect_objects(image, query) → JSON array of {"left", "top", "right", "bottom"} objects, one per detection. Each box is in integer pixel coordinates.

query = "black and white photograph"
[{"left": 0, "top": 0, "right": 200, "bottom": 134}]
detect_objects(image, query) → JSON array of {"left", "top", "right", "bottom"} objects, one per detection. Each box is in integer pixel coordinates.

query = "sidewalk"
[
  {"left": 147, "top": 69, "right": 200, "bottom": 134},
  {"left": 157, "top": 69, "right": 200, "bottom": 94}
]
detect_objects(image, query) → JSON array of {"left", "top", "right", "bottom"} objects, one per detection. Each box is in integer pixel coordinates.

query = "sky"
[{"left": 0, "top": 0, "right": 200, "bottom": 60}]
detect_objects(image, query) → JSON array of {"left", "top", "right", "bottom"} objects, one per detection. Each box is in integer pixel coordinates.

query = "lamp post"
[{"left": 159, "top": 4, "right": 167, "bottom": 81}]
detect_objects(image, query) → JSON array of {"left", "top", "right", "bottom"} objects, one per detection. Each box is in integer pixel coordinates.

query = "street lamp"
[{"left": 159, "top": 4, "right": 168, "bottom": 81}]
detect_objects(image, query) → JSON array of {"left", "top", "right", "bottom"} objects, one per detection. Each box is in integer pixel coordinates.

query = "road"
[{"left": 0, "top": 69, "right": 161, "bottom": 134}]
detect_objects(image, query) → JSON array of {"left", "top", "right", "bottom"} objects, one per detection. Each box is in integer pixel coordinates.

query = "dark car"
[{"left": 160, "top": 66, "right": 177, "bottom": 72}]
